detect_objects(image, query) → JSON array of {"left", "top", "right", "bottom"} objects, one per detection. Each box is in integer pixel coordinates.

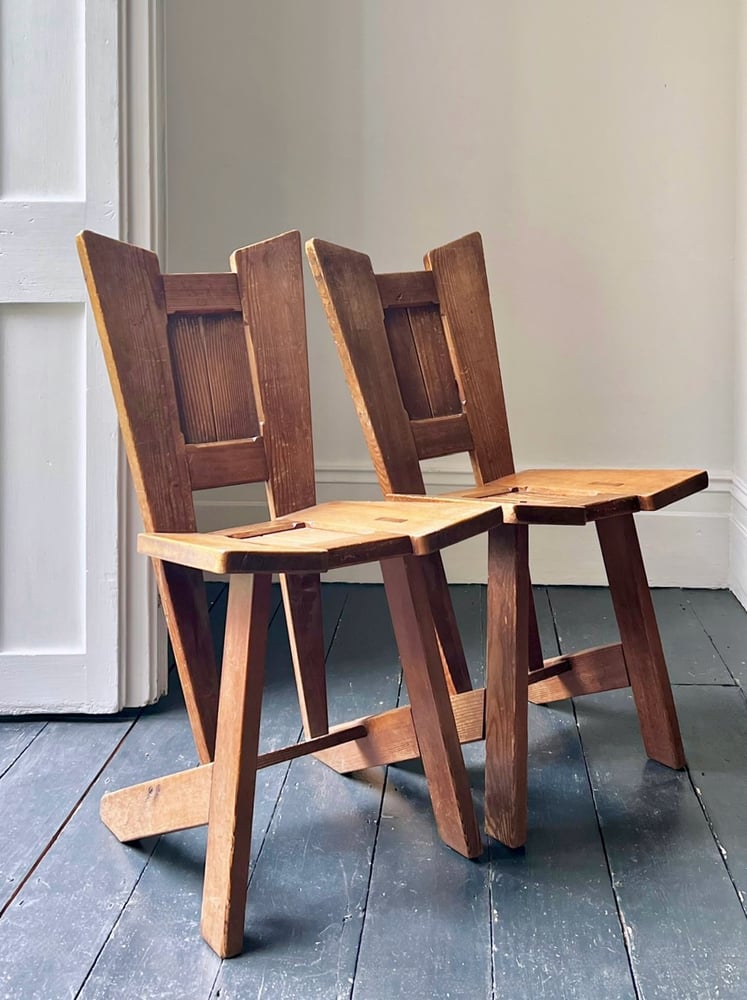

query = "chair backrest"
[
  {"left": 306, "top": 232, "right": 514, "bottom": 495},
  {"left": 77, "top": 229, "right": 316, "bottom": 533}
]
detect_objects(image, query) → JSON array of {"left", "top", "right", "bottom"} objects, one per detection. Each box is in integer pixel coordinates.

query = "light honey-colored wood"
[
  {"left": 201, "top": 573, "right": 271, "bottom": 958},
  {"left": 308, "top": 229, "right": 709, "bottom": 847},
  {"left": 100, "top": 723, "right": 368, "bottom": 843},
  {"left": 80, "top": 228, "right": 504, "bottom": 956},
  {"left": 314, "top": 688, "right": 486, "bottom": 772}
]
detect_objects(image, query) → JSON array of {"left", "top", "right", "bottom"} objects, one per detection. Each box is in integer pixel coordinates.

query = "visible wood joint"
[{"left": 528, "top": 643, "right": 630, "bottom": 704}]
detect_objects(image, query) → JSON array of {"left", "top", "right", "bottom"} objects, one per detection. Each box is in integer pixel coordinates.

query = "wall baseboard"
[
  {"left": 729, "top": 475, "right": 747, "bottom": 610},
  {"left": 195, "top": 465, "right": 732, "bottom": 589}
]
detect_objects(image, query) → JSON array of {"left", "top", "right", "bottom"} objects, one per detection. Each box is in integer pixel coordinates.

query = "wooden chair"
[
  {"left": 77, "top": 229, "right": 510, "bottom": 957},
  {"left": 306, "top": 231, "right": 708, "bottom": 849}
]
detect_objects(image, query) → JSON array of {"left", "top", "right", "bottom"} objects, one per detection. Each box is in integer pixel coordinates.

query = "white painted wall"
[
  {"left": 164, "top": 0, "right": 737, "bottom": 586},
  {"left": 732, "top": 2, "right": 747, "bottom": 608}
]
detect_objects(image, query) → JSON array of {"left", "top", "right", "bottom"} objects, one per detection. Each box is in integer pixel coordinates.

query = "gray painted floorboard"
[{"left": 0, "top": 585, "right": 744, "bottom": 999}]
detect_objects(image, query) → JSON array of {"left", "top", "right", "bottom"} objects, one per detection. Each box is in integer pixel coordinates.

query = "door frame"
[{"left": 120, "top": 0, "right": 167, "bottom": 705}]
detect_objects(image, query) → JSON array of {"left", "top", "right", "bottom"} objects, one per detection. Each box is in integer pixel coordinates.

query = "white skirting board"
[
  {"left": 194, "top": 466, "right": 734, "bottom": 590},
  {"left": 730, "top": 476, "right": 747, "bottom": 610}
]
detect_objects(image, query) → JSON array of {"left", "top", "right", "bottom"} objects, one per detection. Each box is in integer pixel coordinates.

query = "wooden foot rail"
[
  {"left": 312, "top": 642, "right": 631, "bottom": 778},
  {"left": 101, "top": 723, "right": 368, "bottom": 843}
]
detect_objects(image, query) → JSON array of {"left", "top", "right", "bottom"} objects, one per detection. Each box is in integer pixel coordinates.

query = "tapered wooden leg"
[
  {"left": 201, "top": 573, "right": 272, "bottom": 958},
  {"left": 381, "top": 555, "right": 482, "bottom": 859},
  {"left": 154, "top": 560, "right": 220, "bottom": 764},
  {"left": 484, "top": 525, "right": 529, "bottom": 848},
  {"left": 526, "top": 576, "right": 545, "bottom": 673},
  {"left": 280, "top": 573, "right": 329, "bottom": 738},
  {"left": 596, "top": 514, "right": 685, "bottom": 769},
  {"left": 421, "top": 552, "right": 473, "bottom": 695}
]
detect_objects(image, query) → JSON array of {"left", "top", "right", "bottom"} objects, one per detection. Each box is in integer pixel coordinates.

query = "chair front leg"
[
  {"left": 381, "top": 554, "right": 482, "bottom": 860},
  {"left": 201, "top": 572, "right": 273, "bottom": 958},
  {"left": 484, "top": 524, "right": 529, "bottom": 848},
  {"left": 596, "top": 513, "right": 685, "bottom": 769}
]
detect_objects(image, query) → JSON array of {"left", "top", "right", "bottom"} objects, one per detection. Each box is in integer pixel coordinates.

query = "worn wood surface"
[
  {"left": 1, "top": 584, "right": 745, "bottom": 999},
  {"left": 484, "top": 525, "right": 529, "bottom": 847}
]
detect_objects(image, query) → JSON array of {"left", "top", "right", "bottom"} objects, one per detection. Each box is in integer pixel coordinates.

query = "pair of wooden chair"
[{"left": 78, "top": 228, "right": 706, "bottom": 958}]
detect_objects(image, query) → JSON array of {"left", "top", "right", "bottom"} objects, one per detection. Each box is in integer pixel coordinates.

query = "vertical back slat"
[
  {"left": 383, "top": 307, "right": 431, "bottom": 419},
  {"left": 306, "top": 238, "right": 425, "bottom": 495},
  {"left": 232, "top": 231, "right": 317, "bottom": 516},
  {"left": 76, "top": 231, "right": 196, "bottom": 532},
  {"left": 407, "top": 304, "right": 463, "bottom": 417},
  {"left": 201, "top": 314, "right": 261, "bottom": 440},
  {"left": 169, "top": 313, "right": 260, "bottom": 445},
  {"left": 168, "top": 315, "right": 217, "bottom": 444},
  {"left": 234, "top": 231, "right": 330, "bottom": 739},
  {"left": 426, "top": 232, "right": 514, "bottom": 483}
]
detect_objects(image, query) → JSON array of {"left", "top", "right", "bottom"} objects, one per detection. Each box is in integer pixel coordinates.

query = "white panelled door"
[{"left": 0, "top": 0, "right": 122, "bottom": 711}]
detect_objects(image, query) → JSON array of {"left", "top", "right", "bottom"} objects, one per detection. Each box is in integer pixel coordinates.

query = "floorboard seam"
[
  {"left": 570, "top": 698, "right": 643, "bottom": 1000},
  {"left": 0, "top": 720, "right": 49, "bottom": 781},
  {"left": 72, "top": 830, "right": 163, "bottom": 1000},
  {"left": 688, "top": 603, "right": 741, "bottom": 687},
  {"left": 349, "top": 667, "right": 404, "bottom": 1000},
  {"left": 0, "top": 713, "right": 143, "bottom": 923},
  {"left": 685, "top": 766, "right": 747, "bottom": 920},
  {"left": 546, "top": 589, "right": 642, "bottom": 999}
]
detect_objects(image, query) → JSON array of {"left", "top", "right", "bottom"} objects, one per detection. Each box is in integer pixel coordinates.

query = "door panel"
[{"left": 0, "top": 0, "right": 120, "bottom": 711}]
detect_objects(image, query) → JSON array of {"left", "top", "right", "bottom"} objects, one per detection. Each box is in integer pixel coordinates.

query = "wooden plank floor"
[{"left": 0, "top": 584, "right": 745, "bottom": 999}]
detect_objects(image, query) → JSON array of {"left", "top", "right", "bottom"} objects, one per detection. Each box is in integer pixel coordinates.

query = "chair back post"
[{"left": 425, "top": 232, "right": 515, "bottom": 484}]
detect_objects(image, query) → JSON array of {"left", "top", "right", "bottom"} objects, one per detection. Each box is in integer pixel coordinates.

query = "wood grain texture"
[
  {"left": 232, "top": 232, "right": 329, "bottom": 741},
  {"left": 421, "top": 551, "right": 474, "bottom": 694},
  {"left": 314, "top": 687, "right": 486, "bottom": 772},
  {"left": 201, "top": 573, "right": 272, "bottom": 957},
  {"left": 100, "top": 724, "right": 367, "bottom": 843},
  {"left": 76, "top": 231, "right": 195, "bottom": 534},
  {"left": 162, "top": 272, "right": 242, "bottom": 314},
  {"left": 168, "top": 313, "right": 260, "bottom": 444},
  {"left": 457, "top": 467, "right": 708, "bottom": 517},
  {"left": 381, "top": 555, "right": 482, "bottom": 859},
  {"left": 425, "top": 231, "right": 514, "bottom": 483},
  {"left": 596, "top": 515, "right": 686, "bottom": 769},
  {"left": 77, "top": 231, "right": 220, "bottom": 763},
  {"left": 484, "top": 525, "right": 529, "bottom": 848},
  {"left": 410, "top": 413, "right": 474, "bottom": 460},
  {"left": 279, "top": 573, "right": 329, "bottom": 738},
  {"left": 185, "top": 438, "right": 268, "bottom": 490},
  {"left": 375, "top": 269, "right": 438, "bottom": 308},
  {"left": 306, "top": 238, "right": 424, "bottom": 495},
  {"left": 528, "top": 642, "right": 629, "bottom": 703},
  {"left": 383, "top": 306, "right": 431, "bottom": 419},
  {"left": 407, "top": 304, "right": 463, "bottom": 417}
]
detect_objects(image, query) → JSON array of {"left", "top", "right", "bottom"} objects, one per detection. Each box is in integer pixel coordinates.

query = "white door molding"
[{"left": 119, "top": 0, "right": 167, "bottom": 706}]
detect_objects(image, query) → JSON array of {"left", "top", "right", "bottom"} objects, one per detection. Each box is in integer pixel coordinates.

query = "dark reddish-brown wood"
[
  {"left": 201, "top": 573, "right": 271, "bottom": 957},
  {"left": 77, "top": 230, "right": 219, "bottom": 764},
  {"left": 596, "top": 515, "right": 686, "bottom": 768},
  {"left": 233, "top": 232, "right": 327, "bottom": 737},
  {"left": 381, "top": 555, "right": 482, "bottom": 858},
  {"left": 484, "top": 525, "right": 529, "bottom": 847}
]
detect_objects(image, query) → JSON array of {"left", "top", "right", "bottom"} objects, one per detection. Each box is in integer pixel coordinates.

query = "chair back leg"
[{"left": 596, "top": 514, "right": 686, "bottom": 769}]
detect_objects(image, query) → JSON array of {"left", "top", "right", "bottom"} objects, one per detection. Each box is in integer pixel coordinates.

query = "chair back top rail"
[
  {"left": 77, "top": 229, "right": 316, "bottom": 533},
  {"left": 306, "top": 232, "right": 515, "bottom": 495}
]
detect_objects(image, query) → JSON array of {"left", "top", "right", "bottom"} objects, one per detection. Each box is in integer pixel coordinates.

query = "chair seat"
[
  {"left": 138, "top": 496, "right": 504, "bottom": 574},
  {"left": 447, "top": 468, "right": 708, "bottom": 525}
]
